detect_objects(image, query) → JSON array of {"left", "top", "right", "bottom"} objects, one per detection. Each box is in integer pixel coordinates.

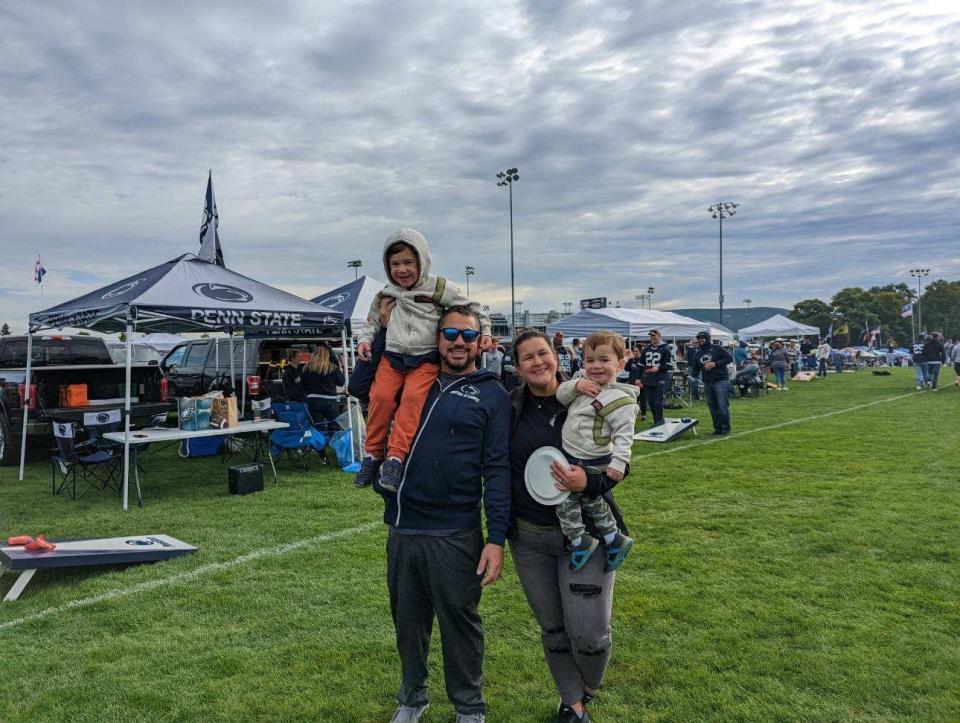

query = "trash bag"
[{"left": 329, "top": 430, "right": 357, "bottom": 467}]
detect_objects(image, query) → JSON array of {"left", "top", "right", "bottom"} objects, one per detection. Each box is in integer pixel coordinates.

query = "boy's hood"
[{"left": 382, "top": 228, "right": 432, "bottom": 287}]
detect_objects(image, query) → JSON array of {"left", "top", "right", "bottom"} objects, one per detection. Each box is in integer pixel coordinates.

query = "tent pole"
[
  {"left": 229, "top": 330, "right": 235, "bottom": 397},
  {"left": 18, "top": 326, "right": 34, "bottom": 481},
  {"left": 215, "top": 335, "right": 220, "bottom": 376},
  {"left": 340, "top": 327, "right": 356, "bottom": 467},
  {"left": 122, "top": 318, "right": 133, "bottom": 510},
  {"left": 241, "top": 333, "right": 247, "bottom": 417}
]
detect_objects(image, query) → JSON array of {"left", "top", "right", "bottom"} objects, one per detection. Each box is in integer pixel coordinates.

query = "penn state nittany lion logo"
[
  {"left": 96, "top": 412, "right": 110, "bottom": 424},
  {"left": 321, "top": 292, "right": 350, "bottom": 307},
  {"left": 102, "top": 278, "right": 147, "bottom": 299},
  {"left": 191, "top": 283, "right": 253, "bottom": 303}
]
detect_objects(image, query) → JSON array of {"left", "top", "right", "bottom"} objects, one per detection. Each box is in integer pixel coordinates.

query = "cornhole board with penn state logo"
[
  {"left": 633, "top": 417, "right": 699, "bottom": 443},
  {"left": 0, "top": 534, "right": 197, "bottom": 602}
]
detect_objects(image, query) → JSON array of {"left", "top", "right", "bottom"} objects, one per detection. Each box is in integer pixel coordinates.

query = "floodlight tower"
[
  {"left": 347, "top": 259, "right": 362, "bottom": 280},
  {"left": 497, "top": 167, "right": 520, "bottom": 339},
  {"left": 708, "top": 202, "right": 739, "bottom": 327},
  {"left": 465, "top": 266, "right": 475, "bottom": 296},
  {"left": 909, "top": 268, "right": 930, "bottom": 337},
  {"left": 743, "top": 298, "right": 753, "bottom": 325}
]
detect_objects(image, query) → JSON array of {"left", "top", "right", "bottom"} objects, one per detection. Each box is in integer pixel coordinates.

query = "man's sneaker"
[
  {"left": 605, "top": 532, "right": 634, "bottom": 572},
  {"left": 917, "top": 385, "right": 922, "bottom": 391},
  {"left": 389, "top": 703, "right": 428, "bottom": 723},
  {"left": 569, "top": 535, "right": 599, "bottom": 572},
  {"left": 456, "top": 713, "right": 486, "bottom": 722},
  {"left": 557, "top": 702, "right": 591, "bottom": 722},
  {"left": 379, "top": 457, "right": 405, "bottom": 492},
  {"left": 354, "top": 456, "right": 383, "bottom": 488}
]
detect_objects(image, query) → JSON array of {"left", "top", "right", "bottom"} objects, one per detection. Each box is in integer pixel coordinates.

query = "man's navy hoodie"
[{"left": 376, "top": 368, "right": 512, "bottom": 546}]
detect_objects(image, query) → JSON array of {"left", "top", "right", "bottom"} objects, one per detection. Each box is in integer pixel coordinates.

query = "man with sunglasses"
[{"left": 378, "top": 305, "right": 511, "bottom": 723}]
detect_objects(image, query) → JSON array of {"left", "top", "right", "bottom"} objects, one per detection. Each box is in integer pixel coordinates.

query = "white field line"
[
  {"left": 634, "top": 390, "right": 922, "bottom": 461},
  {"left": 0, "top": 520, "right": 380, "bottom": 632}
]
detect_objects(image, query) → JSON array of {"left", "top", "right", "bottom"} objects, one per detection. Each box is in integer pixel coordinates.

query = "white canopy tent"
[
  {"left": 136, "top": 332, "right": 187, "bottom": 352},
  {"left": 738, "top": 314, "right": 820, "bottom": 339},
  {"left": 546, "top": 307, "right": 731, "bottom": 342}
]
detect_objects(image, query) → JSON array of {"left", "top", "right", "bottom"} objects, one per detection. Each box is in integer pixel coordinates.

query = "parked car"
[
  {"left": 0, "top": 335, "right": 171, "bottom": 465},
  {"left": 161, "top": 337, "right": 348, "bottom": 410}
]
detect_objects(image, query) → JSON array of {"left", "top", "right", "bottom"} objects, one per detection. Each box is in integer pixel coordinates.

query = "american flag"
[
  {"left": 33, "top": 255, "right": 46, "bottom": 285},
  {"left": 900, "top": 302, "right": 913, "bottom": 318}
]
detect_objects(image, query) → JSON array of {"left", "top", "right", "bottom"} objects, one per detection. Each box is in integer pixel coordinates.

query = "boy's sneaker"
[
  {"left": 456, "top": 713, "right": 486, "bottom": 722},
  {"left": 354, "top": 456, "right": 383, "bottom": 488},
  {"left": 379, "top": 457, "right": 405, "bottom": 492},
  {"left": 390, "top": 703, "right": 428, "bottom": 723},
  {"left": 605, "top": 532, "right": 634, "bottom": 572},
  {"left": 569, "top": 535, "right": 599, "bottom": 572}
]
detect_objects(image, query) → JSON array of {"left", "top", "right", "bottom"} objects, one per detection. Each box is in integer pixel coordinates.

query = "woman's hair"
[
  {"left": 306, "top": 345, "right": 334, "bottom": 375},
  {"left": 513, "top": 328, "right": 554, "bottom": 358}
]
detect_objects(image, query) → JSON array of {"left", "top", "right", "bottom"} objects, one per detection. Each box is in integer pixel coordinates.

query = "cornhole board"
[
  {"left": 0, "top": 534, "right": 197, "bottom": 602},
  {"left": 633, "top": 417, "right": 699, "bottom": 443}
]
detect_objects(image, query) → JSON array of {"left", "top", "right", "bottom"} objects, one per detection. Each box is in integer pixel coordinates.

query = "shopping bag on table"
[{"left": 210, "top": 395, "right": 239, "bottom": 427}]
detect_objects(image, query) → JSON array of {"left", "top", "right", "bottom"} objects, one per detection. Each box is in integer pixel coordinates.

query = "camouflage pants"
[{"left": 556, "top": 492, "right": 618, "bottom": 543}]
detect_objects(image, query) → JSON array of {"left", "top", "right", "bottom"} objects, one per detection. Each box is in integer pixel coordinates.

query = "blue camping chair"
[{"left": 270, "top": 402, "right": 329, "bottom": 470}]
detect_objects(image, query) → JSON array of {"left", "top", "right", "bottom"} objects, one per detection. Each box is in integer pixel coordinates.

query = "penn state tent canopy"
[
  {"left": 738, "top": 314, "right": 820, "bottom": 339},
  {"left": 20, "top": 253, "right": 345, "bottom": 510},
  {"left": 546, "top": 307, "right": 724, "bottom": 340},
  {"left": 311, "top": 275, "right": 385, "bottom": 336},
  {"left": 30, "top": 253, "right": 343, "bottom": 336}
]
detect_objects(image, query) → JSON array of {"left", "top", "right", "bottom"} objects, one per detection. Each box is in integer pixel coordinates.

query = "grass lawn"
[{"left": 1, "top": 368, "right": 958, "bottom": 721}]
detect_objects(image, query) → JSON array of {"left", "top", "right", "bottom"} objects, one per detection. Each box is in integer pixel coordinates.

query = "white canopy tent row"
[
  {"left": 546, "top": 307, "right": 734, "bottom": 343},
  {"left": 737, "top": 314, "right": 820, "bottom": 339},
  {"left": 19, "top": 253, "right": 345, "bottom": 510}
]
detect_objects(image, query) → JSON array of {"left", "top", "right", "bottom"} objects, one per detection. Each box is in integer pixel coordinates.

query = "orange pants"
[{"left": 364, "top": 357, "right": 439, "bottom": 460}]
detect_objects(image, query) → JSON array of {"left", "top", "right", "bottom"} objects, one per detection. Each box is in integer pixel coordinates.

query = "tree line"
[{"left": 789, "top": 280, "right": 960, "bottom": 348}]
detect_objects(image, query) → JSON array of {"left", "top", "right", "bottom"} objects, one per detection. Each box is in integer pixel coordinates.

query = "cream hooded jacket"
[
  {"left": 556, "top": 380, "right": 640, "bottom": 475},
  {"left": 357, "top": 229, "right": 491, "bottom": 357}
]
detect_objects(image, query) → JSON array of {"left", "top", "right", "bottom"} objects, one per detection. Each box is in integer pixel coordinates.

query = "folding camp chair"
[
  {"left": 270, "top": 402, "right": 329, "bottom": 471},
  {"left": 50, "top": 421, "right": 122, "bottom": 500}
]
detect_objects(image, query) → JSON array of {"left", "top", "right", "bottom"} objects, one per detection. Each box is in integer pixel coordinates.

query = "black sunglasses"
[{"left": 440, "top": 327, "right": 481, "bottom": 343}]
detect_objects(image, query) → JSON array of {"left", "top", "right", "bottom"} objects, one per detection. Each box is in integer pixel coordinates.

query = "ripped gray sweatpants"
[{"left": 509, "top": 519, "right": 616, "bottom": 706}]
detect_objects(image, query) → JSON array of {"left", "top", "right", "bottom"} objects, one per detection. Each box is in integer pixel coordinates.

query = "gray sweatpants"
[
  {"left": 509, "top": 521, "right": 616, "bottom": 706},
  {"left": 387, "top": 526, "right": 486, "bottom": 715}
]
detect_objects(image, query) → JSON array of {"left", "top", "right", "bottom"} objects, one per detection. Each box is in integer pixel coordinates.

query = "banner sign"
[{"left": 580, "top": 297, "right": 607, "bottom": 310}]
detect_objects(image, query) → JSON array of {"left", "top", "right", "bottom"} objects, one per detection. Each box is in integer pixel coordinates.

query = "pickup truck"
[{"left": 0, "top": 335, "right": 171, "bottom": 465}]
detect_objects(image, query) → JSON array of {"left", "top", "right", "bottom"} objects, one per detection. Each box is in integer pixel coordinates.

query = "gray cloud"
[{"left": 1, "top": 0, "right": 958, "bottom": 331}]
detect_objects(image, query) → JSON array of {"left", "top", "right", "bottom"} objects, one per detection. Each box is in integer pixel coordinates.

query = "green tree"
[
  {"left": 920, "top": 279, "right": 960, "bottom": 339},
  {"left": 790, "top": 299, "right": 834, "bottom": 335},
  {"left": 0, "top": 322, "right": 10, "bottom": 335}
]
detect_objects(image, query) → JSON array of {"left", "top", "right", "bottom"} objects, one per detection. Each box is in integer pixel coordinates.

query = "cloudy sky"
[{"left": 2, "top": 0, "right": 958, "bottom": 332}]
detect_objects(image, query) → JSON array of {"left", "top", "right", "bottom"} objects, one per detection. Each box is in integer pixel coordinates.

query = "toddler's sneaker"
[
  {"left": 354, "top": 456, "right": 383, "bottom": 488},
  {"left": 604, "top": 532, "right": 634, "bottom": 572},
  {"left": 569, "top": 535, "right": 599, "bottom": 572},
  {"left": 379, "top": 457, "right": 405, "bottom": 492}
]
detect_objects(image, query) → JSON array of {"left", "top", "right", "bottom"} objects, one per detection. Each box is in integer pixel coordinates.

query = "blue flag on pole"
[
  {"left": 33, "top": 255, "right": 46, "bottom": 285},
  {"left": 198, "top": 170, "right": 225, "bottom": 266}
]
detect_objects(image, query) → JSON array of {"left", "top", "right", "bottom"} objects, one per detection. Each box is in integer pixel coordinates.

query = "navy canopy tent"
[
  {"left": 20, "top": 254, "right": 345, "bottom": 510},
  {"left": 311, "top": 275, "right": 385, "bottom": 336}
]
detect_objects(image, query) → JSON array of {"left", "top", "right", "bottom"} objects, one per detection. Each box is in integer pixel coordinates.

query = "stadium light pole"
[
  {"left": 648, "top": 286, "right": 655, "bottom": 309},
  {"left": 497, "top": 167, "right": 519, "bottom": 339},
  {"left": 465, "top": 265, "right": 475, "bottom": 297},
  {"left": 635, "top": 293, "right": 648, "bottom": 309},
  {"left": 743, "top": 298, "right": 752, "bottom": 326},
  {"left": 708, "top": 202, "right": 738, "bottom": 328},
  {"left": 909, "top": 268, "right": 929, "bottom": 337},
  {"left": 348, "top": 259, "right": 362, "bottom": 280}
]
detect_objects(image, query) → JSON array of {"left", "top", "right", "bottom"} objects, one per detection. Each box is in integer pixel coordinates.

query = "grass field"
[{"left": 1, "top": 368, "right": 958, "bottom": 722}]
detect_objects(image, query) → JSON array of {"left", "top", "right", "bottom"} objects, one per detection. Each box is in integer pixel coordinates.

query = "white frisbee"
[{"left": 524, "top": 446, "right": 571, "bottom": 506}]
